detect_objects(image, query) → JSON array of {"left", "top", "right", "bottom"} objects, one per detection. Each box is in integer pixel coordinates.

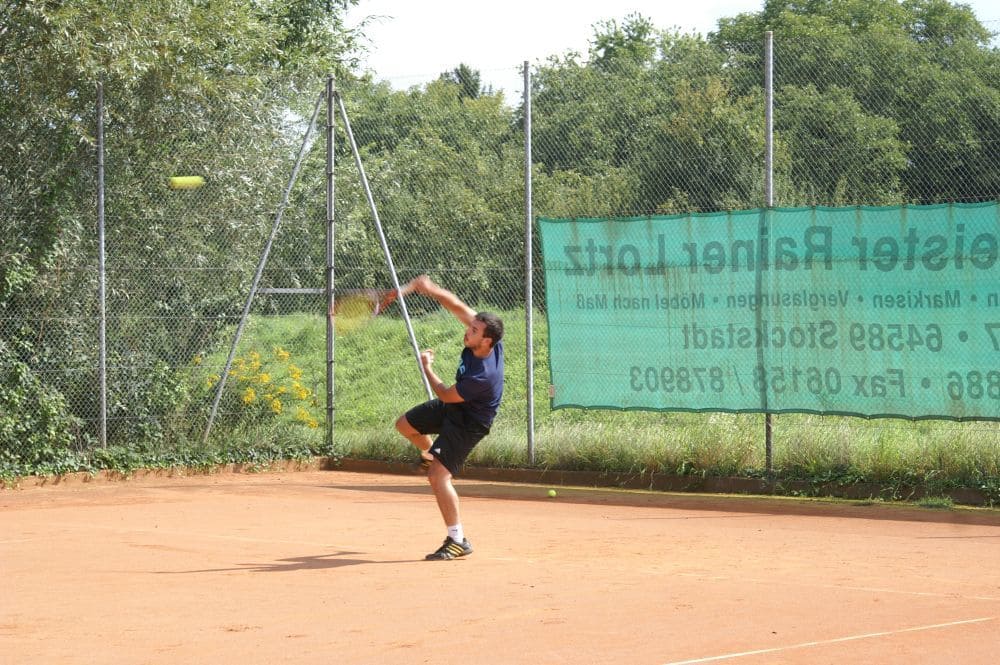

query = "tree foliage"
[
  {"left": 438, "top": 63, "right": 491, "bottom": 99},
  {"left": 713, "top": 0, "right": 1000, "bottom": 204},
  {"left": 1, "top": 0, "right": 362, "bottom": 449},
  {"left": 3, "top": 0, "right": 999, "bottom": 462},
  {"left": 334, "top": 76, "right": 522, "bottom": 308}
]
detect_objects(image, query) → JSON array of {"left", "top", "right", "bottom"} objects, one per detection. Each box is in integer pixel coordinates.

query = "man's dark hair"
[{"left": 475, "top": 311, "right": 504, "bottom": 346}]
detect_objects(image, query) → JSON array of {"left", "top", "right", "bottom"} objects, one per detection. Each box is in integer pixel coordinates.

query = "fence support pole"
[
  {"left": 202, "top": 91, "right": 326, "bottom": 445},
  {"left": 96, "top": 82, "right": 107, "bottom": 448},
  {"left": 523, "top": 61, "right": 536, "bottom": 465},
  {"left": 326, "top": 76, "right": 336, "bottom": 449},
  {"left": 764, "top": 31, "right": 775, "bottom": 475},
  {"left": 334, "top": 91, "right": 432, "bottom": 399}
]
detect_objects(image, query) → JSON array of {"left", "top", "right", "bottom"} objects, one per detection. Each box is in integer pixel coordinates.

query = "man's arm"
[
  {"left": 404, "top": 275, "right": 475, "bottom": 326},
  {"left": 420, "top": 350, "right": 464, "bottom": 403}
]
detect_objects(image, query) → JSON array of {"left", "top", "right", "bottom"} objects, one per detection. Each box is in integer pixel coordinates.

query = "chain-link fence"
[
  {"left": 4, "top": 24, "right": 1000, "bottom": 483},
  {"left": 523, "top": 26, "right": 1000, "bottom": 481},
  {"left": 2, "top": 80, "right": 331, "bottom": 470}
]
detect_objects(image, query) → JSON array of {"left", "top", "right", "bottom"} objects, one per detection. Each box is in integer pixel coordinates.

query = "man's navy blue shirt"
[{"left": 454, "top": 341, "right": 504, "bottom": 427}]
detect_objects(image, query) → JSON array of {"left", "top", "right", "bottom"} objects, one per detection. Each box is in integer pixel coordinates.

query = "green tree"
[
  {"left": 776, "top": 85, "right": 907, "bottom": 205},
  {"left": 634, "top": 77, "right": 764, "bottom": 213},
  {"left": 531, "top": 16, "right": 763, "bottom": 214},
  {"left": 439, "top": 63, "right": 491, "bottom": 99},
  {"left": 712, "top": 0, "right": 1000, "bottom": 204},
  {"left": 334, "top": 77, "right": 524, "bottom": 308},
  {"left": 1, "top": 0, "right": 363, "bottom": 449},
  {"left": 590, "top": 13, "right": 658, "bottom": 71}
]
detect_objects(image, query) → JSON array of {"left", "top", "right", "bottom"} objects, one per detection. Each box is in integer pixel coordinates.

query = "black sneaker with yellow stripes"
[{"left": 425, "top": 536, "right": 473, "bottom": 560}]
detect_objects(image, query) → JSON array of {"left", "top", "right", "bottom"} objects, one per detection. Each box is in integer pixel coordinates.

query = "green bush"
[{"left": 0, "top": 356, "right": 82, "bottom": 474}]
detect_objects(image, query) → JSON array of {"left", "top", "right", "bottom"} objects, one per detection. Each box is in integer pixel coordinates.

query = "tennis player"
[{"left": 392, "top": 275, "right": 504, "bottom": 561}]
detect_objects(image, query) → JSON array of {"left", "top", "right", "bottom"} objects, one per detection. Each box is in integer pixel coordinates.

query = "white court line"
[
  {"left": 662, "top": 617, "right": 996, "bottom": 665},
  {"left": 784, "top": 581, "right": 1000, "bottom": 603},
  {"left": 674, "top": 571, "right": 1000, "bottom": 602}
]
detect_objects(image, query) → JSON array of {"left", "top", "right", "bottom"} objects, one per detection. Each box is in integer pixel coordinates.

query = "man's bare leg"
[
  {"left": 427, "top": 460, "right": 460, "bottom": 527},
  {"left": 395, "top": 415, "right": 434, "bottom": 461},
  {"left": 424, "top": 460, "right": 472, "bottom": 560}
]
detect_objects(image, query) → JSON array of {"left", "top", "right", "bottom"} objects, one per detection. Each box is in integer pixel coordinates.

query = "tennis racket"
[{"left": 330, "top": 288, "right": 397, "bottom": 333}]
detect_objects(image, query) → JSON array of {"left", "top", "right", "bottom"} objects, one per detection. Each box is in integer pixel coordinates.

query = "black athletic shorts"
[{"left": 404, "top": 399, "right": 490, "bottom": 476}]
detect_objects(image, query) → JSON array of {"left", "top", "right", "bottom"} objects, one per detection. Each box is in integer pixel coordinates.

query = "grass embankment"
[
  {"left": 299, "top": 310, "right": 998, "bottom": 504},
  {"left": 6, "top": 310, "right": 999, "bottom": 505}
]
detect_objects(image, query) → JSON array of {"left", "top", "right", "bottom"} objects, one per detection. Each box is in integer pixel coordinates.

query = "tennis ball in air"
[
  {"left": 168, "top": 175, "right": 205, "bottom": 190},
  {"left": 547, "top": 489, "right": 557, "bottom": 498}
]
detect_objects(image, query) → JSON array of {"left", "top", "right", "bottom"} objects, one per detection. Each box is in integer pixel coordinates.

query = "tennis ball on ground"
[
  {"left": 547, "top": 489, "right": 557, "bottom": 498},
  {"left": 168, "top": 175, "right": 205, "bottom": 190}
]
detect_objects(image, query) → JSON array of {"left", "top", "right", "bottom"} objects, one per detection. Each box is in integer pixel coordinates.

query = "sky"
[{"left": 344, "top": 0, "right": 1000, "bottom": 97}]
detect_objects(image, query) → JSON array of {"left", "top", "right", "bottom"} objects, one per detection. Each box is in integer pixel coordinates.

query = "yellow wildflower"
[
  {"left": 270, "top": 398, "right": 282, "bottom": 414},
  {"left": 242, "top": 387, "right": 257, "bottom": 404},
  {"left": 274, "top": 347, "right": 290, "bottom": 361}
]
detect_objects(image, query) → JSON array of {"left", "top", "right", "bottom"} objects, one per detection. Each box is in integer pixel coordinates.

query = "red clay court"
[{"left": 3, "top": 468, "right": 999, "bottom": 664}]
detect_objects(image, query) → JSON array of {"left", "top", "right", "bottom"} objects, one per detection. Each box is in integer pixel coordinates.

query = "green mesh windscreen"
[{"left": 539, "top": 203, "right": 1000, "bottom": 420}]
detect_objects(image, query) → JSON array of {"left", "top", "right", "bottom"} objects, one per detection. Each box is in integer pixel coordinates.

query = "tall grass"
[
  {"left": 15, "top": 309, "right": 991, "bottom": 501},
  {"left": 271, "top": 308, "right": 999, "bottom": 501}
]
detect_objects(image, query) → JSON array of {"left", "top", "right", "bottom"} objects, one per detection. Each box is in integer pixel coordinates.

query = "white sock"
[{"left": 447, "top": 524, "right": 464, "bottom": 543}]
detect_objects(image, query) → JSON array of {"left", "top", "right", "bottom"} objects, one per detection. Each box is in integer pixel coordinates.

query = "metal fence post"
[
  {"left": 764, "top": 31, "right": 775, "bottom": 475},
  {"left": 96, "top": 82, "right": 107, "bottom": 448},
  {"left": 326, "top": 76, "right": 336, "bottom": 449},
  {"left": 523, "top": 61, "right": 536, "bottom": 465}
]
